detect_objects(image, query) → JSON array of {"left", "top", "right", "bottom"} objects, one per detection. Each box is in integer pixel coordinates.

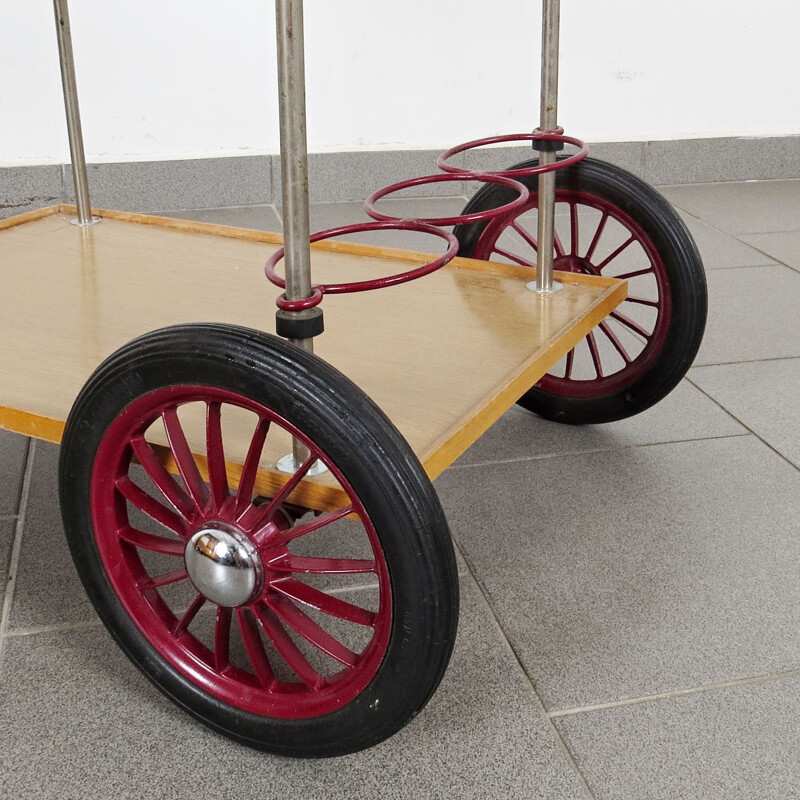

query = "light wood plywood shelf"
[{"left": 0, "top": 206, "right": 626, "bottom": 510}]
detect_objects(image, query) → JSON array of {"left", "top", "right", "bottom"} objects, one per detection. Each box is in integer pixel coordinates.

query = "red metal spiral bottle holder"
[{"left": 266, "top": 130, "right": 588, "bottom": 311}]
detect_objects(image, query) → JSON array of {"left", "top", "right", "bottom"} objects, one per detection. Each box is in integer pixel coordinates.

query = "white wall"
[{"left": 2, "top": 0, "right": 798, "bottom": 166}]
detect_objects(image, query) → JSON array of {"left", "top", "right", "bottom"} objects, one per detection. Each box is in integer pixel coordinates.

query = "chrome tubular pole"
[
  {"left": 535, "top": 0, "right": 560, "bottom": 293},
  {"left": 52, "top": 0, "right": 97, "bottom": 226},
  {"left": 274, "top": 0, "right": 321, "bottom": 472},
  {"left": 275, "top": 0, "right": 313, "bottom": 325}
]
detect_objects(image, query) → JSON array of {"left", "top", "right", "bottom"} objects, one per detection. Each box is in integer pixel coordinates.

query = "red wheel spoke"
[
  {"left": 493, "top": 246, "right": 537, "bottom": 268},
  {"left": 269, "top": 555, "right": 376, "bottom": 575},
  {"left": 553, "top": 229, "right": 566, "bottom": 258},
  {"left": 162, "top": 407, "right": 209, "bottom": 512},
  {"left": 597, "top": 235, "right": 636, "bottom": 272},
  {"left": 253, "top": 603, "right": 323, "bottom": 688},
  {"left": 610, "top": 310, "right": 652, "bottom": 340},
  {"left": 214, "top": 606, "right": 232, "bottom": 672},
  {"left": 206, "top": 402, "right": 229, "bottom": 511},
  {"left": 584, "top": 211, "right": 609, "bottom": 262},
  {"left": 598, "top": 321, "right": 633, "bottom": 364},
  {"left": 138, "top": 567, "right": 188, "bottom": 590},
  {"left": 272, "top": 578, "right": 377, "bottom": 628},
  {"left": 174, "top": 593, "right": 206, "bottom": 636},
  {"left": 564, "top": 348, "right": 575, "bottom": 380},
  {"left": 513, "top": 216, "right": 564, "bottom": 257},
  {"left": 625, "top": 295, "right": 660, "bottom": 308},
  {"left": 116, "top": 476, "right": 188, "bottom": 536},
  {"left": 241, "top": 454, "right": 317, "bottom": 534},
  {"left": 236, "top": 607, "right": 276, "bottom": 688},
  {"left": 586, "top": 331, "right": 604, "bottom": 378},
  {"left": 235, "top": 417, "right": 271, "bottom": 517},
  {"left": 119, "top": 526, "right": 185, "bottom": 557},
  {"left": 267, "top": 596, "right": 358, "bottom": 668},
  {"left": 511, "top": 220, "right": 538, "bottom": 252},
  {"left": 276, "top": 505, "right": 355, "bottom": 546},
  {"left": 569, "top": 200, "right": 579, "bottom": 256},
  {"left": 615, "top": 266, "right": 654, "bottom": 280},
  {"left": 131, "top": 436, "right": 195, "bottom": 520}
]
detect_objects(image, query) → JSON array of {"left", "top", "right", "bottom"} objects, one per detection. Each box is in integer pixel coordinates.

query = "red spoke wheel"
[
  {"left": 59, "top": 324, "right": 458, "bottom": 757},
  {"left": 454, "top": 157, "right": 707, "bottom": 424}
]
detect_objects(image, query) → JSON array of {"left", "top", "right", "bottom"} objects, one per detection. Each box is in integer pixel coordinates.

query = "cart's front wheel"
[
  {"left": 454, "top": 157, "right": 707, "bottom": 424},
  {"left": 59, "top": 323, "right": 458, "bottom": 757}
]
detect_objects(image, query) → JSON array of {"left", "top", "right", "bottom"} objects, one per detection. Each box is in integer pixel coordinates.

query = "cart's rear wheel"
[
  {"left": 59, "top": 323, "right": 458, "bottom": 757},
  {"left": 454, "top": 157, "right": 707, "bottom": 424}
]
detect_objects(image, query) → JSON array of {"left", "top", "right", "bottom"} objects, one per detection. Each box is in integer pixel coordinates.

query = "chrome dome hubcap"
[{"left": 184, "top": 523, "right": 263, "bottom": 607}]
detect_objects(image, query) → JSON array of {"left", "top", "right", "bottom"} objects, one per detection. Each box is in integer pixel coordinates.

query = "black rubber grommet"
[
  {"left": 275, "top": 308, "right": 324, "bottom": 340},
  {"left": 532, "top": 139, "right": 565, "bottom": 153}
]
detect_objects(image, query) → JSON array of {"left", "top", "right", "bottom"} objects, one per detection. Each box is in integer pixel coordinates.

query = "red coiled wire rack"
[{"left": 265, "top": 130, "right": 588, "bottom": 311}]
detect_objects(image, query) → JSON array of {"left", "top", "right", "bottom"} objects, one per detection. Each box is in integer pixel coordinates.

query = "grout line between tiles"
[
  {"left": 729, "top": 236, "right": 800, "bottom": 272},
  {"left": 685, "top": 377, "right": 800, "bottom": 473},
  {"left": 670, "top": 204, "right": 762, "bottom": 239},
  {"left": 448, "top": 432, "right": 752, "bottom": 472},
  {"left": 325, "top": 580, "right": 379, "bottom": 595},
  {"left": 0, "top": 440, "right": 36, "bottom": 668},
  {"left": 548, "top": 667, "right": 800, "bottom": 719},
  {"left": 667, "top": 202, "right": 800, "bottom": 245},
  {"left": 3, "top": 619, "right": 104, "bottom": 639},
  {"left": 692, "top": 354, "right": 800, "bottom": 369},
  {"left": 454, "top": 540, "right": 596, "bottom": 799}
]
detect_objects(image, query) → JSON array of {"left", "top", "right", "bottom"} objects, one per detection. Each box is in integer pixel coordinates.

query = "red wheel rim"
[
  {"left": 472, "top": 190, "right": 671, "bottom": 397},
  {"left": 90, "top": 386, "right": 392, "bottom": 719}
]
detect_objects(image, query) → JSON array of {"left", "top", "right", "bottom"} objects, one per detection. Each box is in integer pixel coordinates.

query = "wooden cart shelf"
[{"left": 0, "top": 205, "right": 626, "bottom": 510}]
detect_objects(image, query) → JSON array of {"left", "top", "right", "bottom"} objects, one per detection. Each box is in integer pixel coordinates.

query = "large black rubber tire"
[
  {"left": 59, "top": 323, "right": 459, "bottom": 757},
  {"left": 454, "top": 157, "right": 707, "bottom": 424}
]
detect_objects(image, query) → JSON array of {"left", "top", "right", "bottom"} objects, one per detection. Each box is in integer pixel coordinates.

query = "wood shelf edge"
[{"left": 420, "top": 278, "right": 628, "bottom": 480}]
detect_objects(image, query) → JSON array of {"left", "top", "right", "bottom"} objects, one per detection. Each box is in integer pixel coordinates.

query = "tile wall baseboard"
[{"left": 2, "top": 136, "right": 798, "bottom": 218}]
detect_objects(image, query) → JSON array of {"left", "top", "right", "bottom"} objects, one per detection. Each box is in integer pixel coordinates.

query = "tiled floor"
[{"left": 2, "top": 178, "right": 799, "bottom": 798}]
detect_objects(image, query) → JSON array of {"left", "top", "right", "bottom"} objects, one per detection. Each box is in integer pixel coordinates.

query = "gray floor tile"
[
  {"left": 0, "top": 576, "right": 588, "bottom": 800},
  {"left": 659, "top": 180, "right": 800, "bottom": 235},
  {"left": 556, "top": 677, "right": 800, "bottom": 800},
  {"left": 154, "top": 204, "right": 282, "bottom": 232},
  {"left": 0, "top": 431, "right": 28, "bottom": 516},
  {"left": 677, "top": 211, "right": 777, "bottom": 269},
  {"left": 437, "top": 436, "right": 800, "bottom": 711},
  {"left": 695, "top": 264, "right": 800, "bottom": 365},
  {"left": 0, "top": 519, "right": 15, "bottom": 601},
  {"left": 302, "top": 196, "right": 469, "bottom": 251},
  {"left": 9, "top": 441, "right": 95, "bottom": 630},
  {"left": 456, "top": 380, "right": 746, "bottom": 467},
  {"left": 690, "top": 358, "right": 800, "bottom": 467},
  {"left": 738, "top": 230, "right": 800, "bottom": 273}
]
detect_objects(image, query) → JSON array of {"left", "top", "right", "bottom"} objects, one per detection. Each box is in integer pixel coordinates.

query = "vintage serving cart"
[{"left": 0, "top": 0, "right": 706, "bottom": 756}]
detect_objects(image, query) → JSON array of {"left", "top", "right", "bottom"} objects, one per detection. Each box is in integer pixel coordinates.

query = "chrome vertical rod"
[
  {"left": 275, "top": 0, "right": 313, "bottom": 311},
  {"left": 535, "top": 0, "right": 560, "bottom": 293},
  {"left": 52, "top": 0, "right": 96, "bottom": 226},
  {"left": 275, "top": 0, "right": 314, "bottom": 469}
]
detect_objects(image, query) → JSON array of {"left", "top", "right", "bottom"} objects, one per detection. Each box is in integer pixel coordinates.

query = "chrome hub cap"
[{"left": 184, "top": 524, "right": 263, "bottom": 607}]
